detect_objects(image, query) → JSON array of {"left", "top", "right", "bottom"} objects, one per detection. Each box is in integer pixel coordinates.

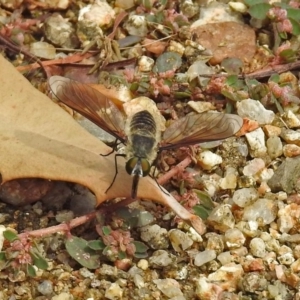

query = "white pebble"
[
  {"left": 243, "top": 199, "right": 277, "bottom": 225},
  {"left": 237, "top": 99, "right": 275, "bottom": 125},
  {"left": 249, "top": 238, "right": 266, "bottom": 257},
  {"left": 267, "top": 136, "right": 283, "bottom": 159},
  {"left": 245, "top": 128, "right": 267, "bottom": 157},
  {"left": 232, "top": 187, "right": 259, "bottom": 207},
  {"left": 224, "top": 228, "right": 245, "bottom": 248},
  {"left": 197, "top": 150, "right": 222, "bottom": 170},
  {"left": 194, "top": 250, "right": 217, "bottom": 266},
  {"left": 105, "top": 283, "right": 123, "bottom": 300}
]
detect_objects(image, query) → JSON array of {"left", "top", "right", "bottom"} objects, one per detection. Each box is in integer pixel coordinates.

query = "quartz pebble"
[
  {"left": 263, "top": 125, "right": 281, "bottom": 137},
  {"left": 240, "top": 272, "right": 268, "bottom": 292},
  {"left": 237, "top": 99, "right": 275, "bottom": 125},
  {"left": 283, "top": 144, "right": 300, "bottom": 157},
  {"left": 224, "top": 228, "right": 245, "bottom": 248},
  {"left": 243, "top": 199, "right": 277, "bottom": 225},
  {"left": 282, "top": 110, "right": 300, "bottom": 128},
  {"left": 194, "top": 250, "right": 216, "bottom": 266},
  {"left": 37, "top": 280, "right": 53, "bottom": 295},
  {"left": 197, "top": 150, "right": 222, "bottom": 170},
  {"left": 149, "top": 250, "right": 174, "bottom": 268},
  {"left": 105, "top": 283, "right": 123, "bottom": 300},
  {"left": 232, "top": 187, "right": 259, "bottom": 207},
  {"left": 267, "top": 136, "right": 283, "bottom": 159},
  {"left": 207, "top": 204, "right": 235, "bottom": 232},
  {"left": 249, "top": 238, "right": 266, "bottom": 257},
  {"left": 208, "top": 263, "right": 244, "bottom": 291},
  {"left": 219, "top": 166, "right": 238, "bottom": 189},
  {"left": 245, "top": 128, "right": 267, "bottom": 157},
  {"left": 187, "top": 101, "right": 215, "bottom": 113},
  {"left": 280, "top": 128, "right": 300, "bottom": 146},
  {"left": 206, "top": 233, "right": 224, "bottom": 253},
  {"left": 124, "top": 14, "right": 148, "bottom": 36},
  {"left": 217, "top": 251, "right": 232, "bottom": 265},
  {"left": 195, "top": 277, "right": 223, "bottom": 300},
  {"left": 169, "top": 229, "right": 193, "bottom": 252},
  {"left": 138, "top": 56, "right": 154, "bottom": 72},
  {"left": 154, "top": 279, "right": 184, "bottom": 298},
  {"left": 44, "top": 14, "right": 79, "bottom": 49},
  {"left": 51, "top": 292, "right": 73, "bottom": 300},
  {"left": 30, "top": 42, "right": 56, "bottom": 59},
  {"left": 277, "top": 252, "right": 295, "bottom": 265},
  {"left": 242, "top": 158, "right": 265, "bottom": 177},
  {"left": 140, "top": 224, "right": 169, "bottom": 249}
]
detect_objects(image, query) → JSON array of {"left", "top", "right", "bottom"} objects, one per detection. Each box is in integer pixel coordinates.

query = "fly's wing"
[
  {"left": 160, "top": 112, "right": 243, "bottom": 150},
  {"left": 49, "top": 76, "right": 126, "bottom": 143}
]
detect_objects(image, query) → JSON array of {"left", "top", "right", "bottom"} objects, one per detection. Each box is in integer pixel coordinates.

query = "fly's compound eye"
[{"left": 126, "top": 158, "right": 151, "bottom": 177}]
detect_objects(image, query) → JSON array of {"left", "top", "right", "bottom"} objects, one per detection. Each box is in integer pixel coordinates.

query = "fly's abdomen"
[
  {"left": 130, "top": 110, "right": 156, "bottom": 136},
  {"left": 129, "top": 110, "right": 157, "bottom": 159}
]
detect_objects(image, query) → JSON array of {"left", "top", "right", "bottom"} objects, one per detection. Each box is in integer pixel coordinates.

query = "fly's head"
[{"left": 125, "top": 157, "right": 151, "bottom": 178}]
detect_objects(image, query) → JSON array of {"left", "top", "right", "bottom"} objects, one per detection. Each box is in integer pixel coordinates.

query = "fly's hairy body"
[{"left": 125, "top": 110, "right": 161, "bottom": 164}]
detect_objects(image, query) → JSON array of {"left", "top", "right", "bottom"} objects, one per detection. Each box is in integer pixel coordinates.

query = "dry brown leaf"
[{"left": 0, "top": 54, "right": 206, "bottom": 234}]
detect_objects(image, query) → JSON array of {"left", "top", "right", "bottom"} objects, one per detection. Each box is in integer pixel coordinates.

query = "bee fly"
[{"left": 49, "top": 76, "right": 243, "bottom": 199}]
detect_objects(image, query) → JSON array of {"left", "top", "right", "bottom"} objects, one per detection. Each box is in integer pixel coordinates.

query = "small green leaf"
[
  {"left": 221, "top": 58, "right": 243, "bottom": 75},
  {"left": 289, "top": 18, "right": 300, "bottom": 36},
  {"left": 118, "top": 251, "right": 127, "bottom": 260},
  {"left": 26, "top": 264, "right": 37, "bottom": 277},
  {"left": 65, "top": 236, "right": 100, "bottom": 269},
  {"left": 174, "top": 91, "right": 192, "bottom": 99},
  {"left": 279, "top": 49, "right": 297, "bottom": 62},
  {"left": 249, "top": 3, "right": 271, "bottom": 19},
  {"left": 225, "top": 75, "right": 238, "bottom": 86},
  {"left": 192, "top": 189, "right": 214, "bottom": 210},
  {"left": 132, "top": 241, "right": 149, "bottom": 254},
  {"left": 287, "top": 8, "right": 300, "bottom": 21},
  {"left": 244, "top": 0, "right": 266, "bottom": 5},
  {"left": 102, "top": 226, "right": 111, "bottom": 236},
  {"left": 88, "top": 240, "right": 105, "bottom": 250},
  {"left": 31, "top": 253, "right": 48, "bottom": 270},
  {"left": 153, "top": 52, "right": 182, "bottom": 73},
  {"left": 3, "top": 230, "right": 18, "bottom": 242},
  {"left": 269, "top": 74, "right": 280, "bottom": 83},
  {"left": 193, "top": 205, "right": 211, "bottom": 220},
  {"left": 0, "top": 252, "right": 6, "bottom": 261}
]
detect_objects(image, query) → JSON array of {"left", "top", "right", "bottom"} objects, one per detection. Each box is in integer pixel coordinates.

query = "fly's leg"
[
  {"left": 105, "top": 153, "right": 126, "bottom": 193},
  {"left": 150, "top": 152, "right": 169, "bottom": 196},
  {"left": 101, "top": 139, "right": 120, "bottom": 157}
]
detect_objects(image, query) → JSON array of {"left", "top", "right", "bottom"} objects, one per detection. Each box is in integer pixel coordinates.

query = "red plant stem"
[
  {"left": 157, "top": 156, "right": 192, "bottom": 185},
  {"left": 18, "top": 211, "right": 96, "bottom": 239}
]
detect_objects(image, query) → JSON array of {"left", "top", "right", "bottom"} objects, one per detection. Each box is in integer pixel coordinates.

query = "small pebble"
[
  {"left": 232, "top": 187, "right": 259, "bottom": 207},
  {"left": 105, "top": 283, "right": 123, "bottom": 300},
  {"left": 51, "top": 292, "right": 73, "bottom": 300},
  {"left": 267, "top": 136, "right": 283, "bottom": 159},
  {"left": 207, "top": 204, "right": 235, "bottom": 232},
  {"left": 140, "top": 224, "right": 169, "bottom": 249},
  {"left": 245, "top": 128, "right": 267, "bottom": 157},
  {"left": 243, "top": 199, "right": 277, "bottom": 225},
  {"left": 154, "top": 279, "right": 184, "bottom": 298},
  {"left": 169, "top": 229, "right": 193, "bottom": 252},
  {"left": 37, "top": 280, "right": 53, "bottom": 296},
  {"left": 283, "top": 144, "right": 300, "bottom": 157},
  {"left": 224, "top": 228, "right": 245, "bottom": 248},
  {"left": 197, "top": 150, "right": 222, "bottom": 170},
  {"left": 249, "top": 238, "right": 266, "bottom": 258},
  {"left": 194, "top": 250, "right": 216, "bottom": 266},
  {"left": 237, "top": 99, "right": 275, "bottom": 125}
]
